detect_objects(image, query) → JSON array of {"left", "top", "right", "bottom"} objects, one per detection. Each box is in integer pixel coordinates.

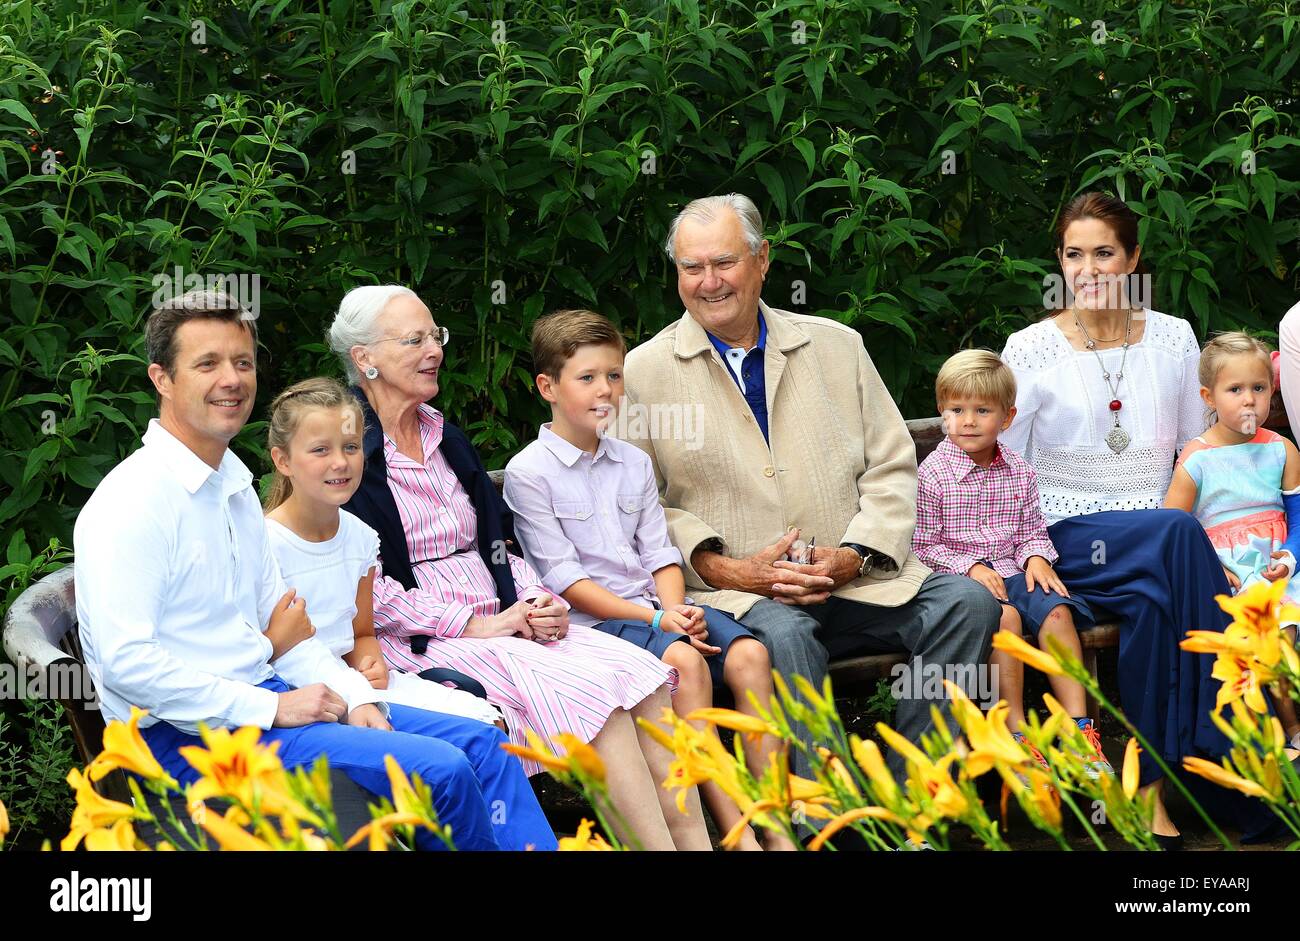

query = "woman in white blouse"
[{"left": 1001, "top": 192, "right": 1264, "bottom": 848}]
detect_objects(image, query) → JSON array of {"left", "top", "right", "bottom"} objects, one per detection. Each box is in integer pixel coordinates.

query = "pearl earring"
[{"left": 365, "top": 366, "right": 379, "bottom": 380}]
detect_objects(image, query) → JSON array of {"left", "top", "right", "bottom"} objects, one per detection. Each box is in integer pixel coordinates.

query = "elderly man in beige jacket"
[{"left": 623, "top": 194, "right": 1000, "bottom": 778}]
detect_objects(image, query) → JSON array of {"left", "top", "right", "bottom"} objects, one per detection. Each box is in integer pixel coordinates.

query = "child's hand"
[
  {"left": 357, "top": 655, "right": 389, "bottom": 690},
  {"left": 1222, "top": 565, "right": 1242, "bottom": 590},
  {"left": 265, "top": 589, "right": 316, "bottom": 659},
  {"left": 347, "top": 703, "right": 391, "bottom": 731},
  {"left": 670, "top": 604, "right": 707, "bottom": 635},
  {"left": 687, "top": 635, "right": 722, "bottom": 656},
  {"left": 1023, "top": 556, "right": 1070, "bottom": 597},
  {"left": 1263, "top": 551, "right": 1294, "bottom": 582},
  {"left": 966, "top": 564, "right": 1008, "bottom": 601},
  {"left": 658, "top": 610, "right": 694, "bottom": 634}
]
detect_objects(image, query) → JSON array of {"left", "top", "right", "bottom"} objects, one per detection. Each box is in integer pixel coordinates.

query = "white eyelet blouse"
[{"left": 1000, "top": 309, "right": 1205, "bottom": 525}]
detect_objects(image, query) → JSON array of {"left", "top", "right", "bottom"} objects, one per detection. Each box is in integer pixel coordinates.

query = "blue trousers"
[{"left": 141, "top": 677, "right": 558, "bottom": 851}]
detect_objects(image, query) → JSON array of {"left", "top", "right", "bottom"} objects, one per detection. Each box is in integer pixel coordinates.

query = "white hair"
[
  {"left": 327, "top": 284, "right": 419, "bottom": 383},
  {"left": 663, "top": 193, "right": 765, "bottom": 262}
]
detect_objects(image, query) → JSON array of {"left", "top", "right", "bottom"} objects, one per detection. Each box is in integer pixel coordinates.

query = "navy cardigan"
[{"left": 343, "top": 386, "right": 519, "bottom": 656}]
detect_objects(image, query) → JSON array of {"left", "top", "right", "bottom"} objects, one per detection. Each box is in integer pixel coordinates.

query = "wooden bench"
[{"left": 2, "top": 417, "right": 1117, "bottom": 780}]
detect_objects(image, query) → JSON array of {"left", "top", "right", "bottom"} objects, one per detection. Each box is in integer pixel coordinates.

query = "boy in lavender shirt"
[{"left": 505, "top": 309, "right": 794, "bottom": 851}]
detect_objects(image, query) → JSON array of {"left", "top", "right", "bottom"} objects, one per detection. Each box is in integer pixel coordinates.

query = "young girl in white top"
[{"left": 262, "top": 376, "right": 501, "bottom": 727}]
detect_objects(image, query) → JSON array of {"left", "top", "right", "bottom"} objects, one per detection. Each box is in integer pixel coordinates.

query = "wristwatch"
[{"left": 840, "top": 543, "right": 895, "bottom": 578}]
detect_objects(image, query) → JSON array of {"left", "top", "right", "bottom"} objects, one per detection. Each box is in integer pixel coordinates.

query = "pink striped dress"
[{"left": 370, "top": 405, "right": 675, "bottom": 775}]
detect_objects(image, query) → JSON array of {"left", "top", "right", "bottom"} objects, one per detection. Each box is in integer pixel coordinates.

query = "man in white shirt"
[{"left": 74, "top": 289, "right": 555, "bottom": 850}]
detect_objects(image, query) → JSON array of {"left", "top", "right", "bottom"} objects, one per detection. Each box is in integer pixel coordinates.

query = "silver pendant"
[{"left": 1106, "top": 423, "right": 1131, "bottom": 454}]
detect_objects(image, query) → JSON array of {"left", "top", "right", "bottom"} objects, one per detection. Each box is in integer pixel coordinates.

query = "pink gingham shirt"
[
  {"left": 913, "top": 437, "right": 1059, "bottom": 578},
  {"left": 369, "top": 405, "right": 556, "bottom": 641}
]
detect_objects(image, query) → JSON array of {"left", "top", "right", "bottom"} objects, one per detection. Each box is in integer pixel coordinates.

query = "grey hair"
[
  {"left": 327, "top": 285, "right": 419, "bottom": 383},
  {"left": 663, "top": 193, "right": 765, "bottom": 262}
]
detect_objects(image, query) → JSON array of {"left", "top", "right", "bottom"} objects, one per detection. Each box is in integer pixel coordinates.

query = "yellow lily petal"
[
  {"left": 501, "top": 729, "right": 571, "bottom": 775},
  {"left": 62, "top": 767, "right": 139, "bottom": 851},
  {"left": 1122, "top": 739, "right": 1141, "bottom": 799},
  {"left": 345, "top": 811, "right": 427, "bottom": 851},
  {"left": 0, "top": 795, "right": 8, "bottom": 846},
  {"left": 553, "top": 733, "right": 607, "bottom": 781},
  {"left": 557, "top": 818, "right": 614, "bottom": 851},
  {"left": 195, "top": 805, "right": 274, "bottom": 850},
  {"left": 82, "top": 819, "right": 142, "bottom": 852},
  {"left": 992, "top": 631, "right": 1065, "bottom": 676},
  {"left": 720, "top": 799, "right": 781, "bottom": 850},
  {"left": 875, "top": 723, "right": 928, "bottom": 768},
  {"left": 851, "top": 736, "right": 899, "bottom": 804},
  {"left": 87, "top": 706, "right": 174, "bottom": 785},
  {"left": 806, "top": 807, "right": 901, "bottom": 851},
  {"left": 1182, "top": 756, "right": 1270, "bottom": 799},
  {"left": 685, "top": 708, "right": 777, "bottom": 739}
]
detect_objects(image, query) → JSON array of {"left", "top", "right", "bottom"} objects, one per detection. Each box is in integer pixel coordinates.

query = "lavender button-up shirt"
[{"left": 504, "top": 424, "right": 684, "bottom": 628}]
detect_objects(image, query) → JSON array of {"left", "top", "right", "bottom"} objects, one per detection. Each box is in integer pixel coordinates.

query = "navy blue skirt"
[{"left": 1048, "top": 509, "right": 1232, "bottom": 786}]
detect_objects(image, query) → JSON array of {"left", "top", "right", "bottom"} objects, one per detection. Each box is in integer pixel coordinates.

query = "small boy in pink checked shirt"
[{"left": 913, "top": 349, "right": 1112, "bottom": 777}]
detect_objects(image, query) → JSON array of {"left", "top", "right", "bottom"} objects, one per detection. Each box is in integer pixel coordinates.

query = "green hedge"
[{"left": 1, "top": 0, "right": 1298, "bottom": 606}]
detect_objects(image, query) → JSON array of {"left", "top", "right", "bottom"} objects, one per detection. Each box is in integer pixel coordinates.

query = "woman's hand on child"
[
  {"left": 264, "top": 588, "right": 316, "bottom": 659},
  {"left": 966, "top": 563, "right": 1008, "bottom": 601},
  {"left": 357, "top": 655, "right": 389, "bottom": 690},
  {"left": 1024, "top": 556, "right": 1070, "bottom": 597},
  {"left": 1222, "top": 565, "right": 1242, "bottom": 590}
]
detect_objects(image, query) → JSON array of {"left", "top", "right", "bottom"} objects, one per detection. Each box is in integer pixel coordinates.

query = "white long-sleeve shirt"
[
  {"left": 1000, "top": 309, "right": 1204, "bottom": 524},
  {"left": 73, "top": 419, "right": 382, "bottom": 733},
  {"left": 1278, "top": 300, "right": 1300, "bottom": 427}
]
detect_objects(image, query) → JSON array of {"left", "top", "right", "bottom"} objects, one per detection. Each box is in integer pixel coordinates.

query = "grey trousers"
[{"left": 740, "top": 572, "right": 1001, "bottom": 779}]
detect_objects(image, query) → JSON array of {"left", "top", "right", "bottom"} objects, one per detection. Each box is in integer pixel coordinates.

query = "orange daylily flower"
[
  {"left": 851, "top": 735, "right": 900, "bottom": 804},
  {"left": 1180, "top": 628, "right": 1256, "bottom": 657},
  {"left": 180, "top": 725, "right": 306, "bottom": 820},
  {"left": 686, "top": 708, "right": 778, "bottom": 740},
  {"left": 345, "top": 811, "right": 426, "bottom": 851},
  {"left": 720, "top": 799, "right": 782, "bottom": 850},
  {"left": 62, "top": 767, "right": 140, "bottom": 851},
  {"left": 806, "top": 807, "right": 902, "bottom": 851},
  {"left": 553, "top": 733, "right": 606, "bottom": 781},
  {"left": 1212, "top": 646, "right": 1278, "bottom": 713},
  {"left": 87, "top": 706, "right": 175, "bottom": 786},
  {"left": 1122, "top": 739, "right": 1141, "bottom": 800},
  {"left": 1182, "top": 756, "right": 1271, "bottom": 800},
  {"left": 1217, "top": 578, "right": 1300, "bottom": 638},
  {"left": 195, "top": 805, "right": 274, "bottom": 850},
  {"left": 943, "top": 680, "right": 1028, "bottom": 777},
  {"left": 501, "top": 729, "right": 572, "bottom": 775},
  {"left": 992, "top": 631, "right": 1065, "bottom": 677},
  {"left": 557, "top": 818, "right": 614, "bottom": 851},
  {"left": 0, "top": 795, "right": 8, "bottom": 847},
  {"left": 82, "top": 819, "right": 143, "bottom": 851}
]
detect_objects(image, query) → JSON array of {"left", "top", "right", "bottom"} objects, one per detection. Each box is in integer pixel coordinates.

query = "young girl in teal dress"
[{"left": 1165, "top": 331, "right": 1300, "bottom": 746}]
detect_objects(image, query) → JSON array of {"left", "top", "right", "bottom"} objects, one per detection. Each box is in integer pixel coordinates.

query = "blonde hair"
[
  {"left": 1198, "top": 331, "right": 1274, "bottom": 390},
  {"left": 935, "top": 349, "right": 1017, "bottom": 412},
  {"left": 264, "top": 377, "right": 366, "bottom": 510}
]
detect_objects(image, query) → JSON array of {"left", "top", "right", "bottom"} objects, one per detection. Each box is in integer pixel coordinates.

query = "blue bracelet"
[{"left": 651, "top": 610, "right": 664, "bottom": 631}]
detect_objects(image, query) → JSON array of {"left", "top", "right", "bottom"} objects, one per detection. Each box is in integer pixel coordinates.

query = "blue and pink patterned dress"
[{"left": 1177, "top": 428, "right": 1295, "bottom": 600}]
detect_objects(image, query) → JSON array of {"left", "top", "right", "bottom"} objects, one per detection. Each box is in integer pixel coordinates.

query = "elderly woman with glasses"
[{"left": 326, "top": 285, "right": 712, "bottom": 851}]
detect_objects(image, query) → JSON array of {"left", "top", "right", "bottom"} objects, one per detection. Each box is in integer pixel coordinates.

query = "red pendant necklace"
[{"left": 1075, "top": 310, "right": 1133, "bottom": 454}]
